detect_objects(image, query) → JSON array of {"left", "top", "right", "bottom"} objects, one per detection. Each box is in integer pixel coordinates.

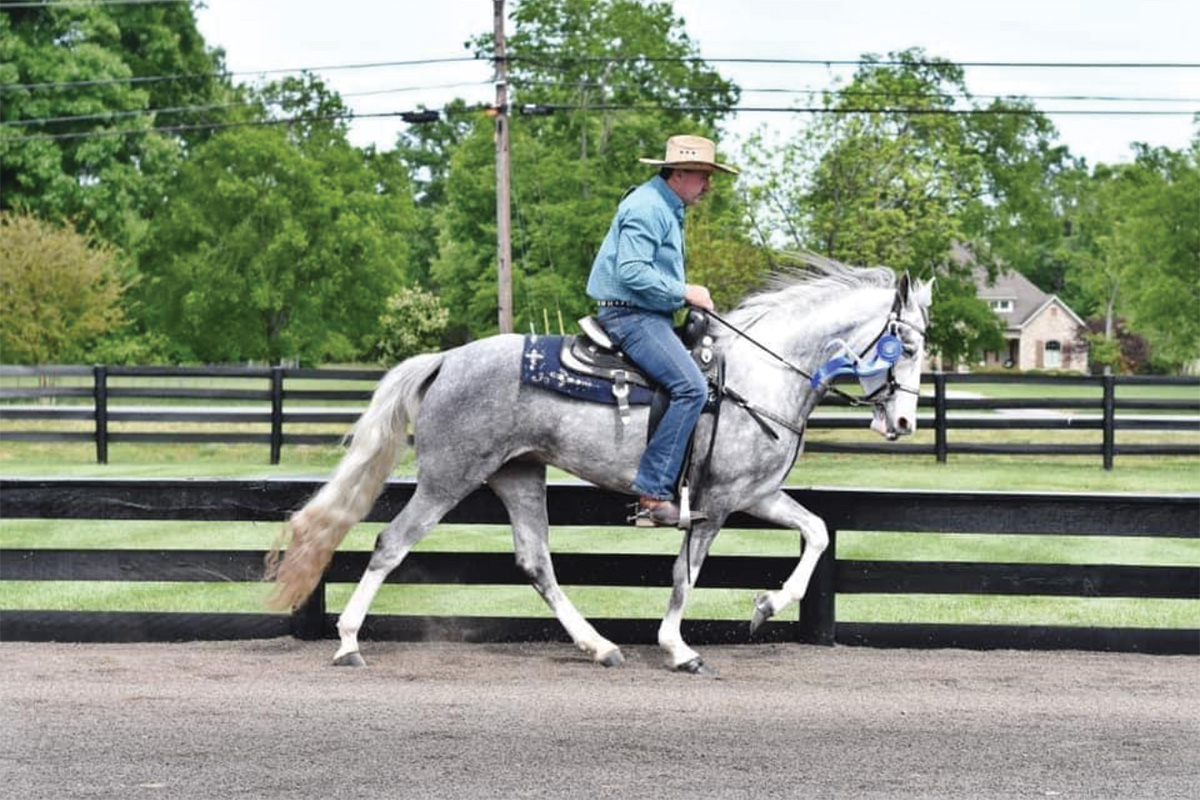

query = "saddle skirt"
[{"left": 520, "top": 333, "right": 656, "bottom": 407}]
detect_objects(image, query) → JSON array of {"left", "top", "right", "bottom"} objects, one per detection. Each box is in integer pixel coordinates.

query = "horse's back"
[{"left": 414, "top": 333, "right": 641, "bottom": 490}]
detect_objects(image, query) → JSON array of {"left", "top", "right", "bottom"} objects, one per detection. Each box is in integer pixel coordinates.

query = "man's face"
[{"left": 669, "top": 169, "right": 713, "bottom": 205}]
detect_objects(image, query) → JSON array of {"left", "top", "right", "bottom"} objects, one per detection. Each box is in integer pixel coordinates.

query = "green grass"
[
  {"left": 2, "top": 421, "right": 1198, "bottom": 630},
  {"left": 3, "top": 514, "right": 1198, "bottom": 629}
]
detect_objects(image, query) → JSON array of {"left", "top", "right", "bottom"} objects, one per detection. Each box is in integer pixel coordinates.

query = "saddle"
[{"left": 521, "top": 309, "right": 719, "bottom": 426}]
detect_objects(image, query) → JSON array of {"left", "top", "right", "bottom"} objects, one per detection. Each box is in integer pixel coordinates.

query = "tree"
[
  {"left": 136, "top": 78, "right": 417, "bottom": 364},
  {"left": 427, "top": 0, "right": 746, "bottom": 339},
  {"left": 0, "top": 210, "right": 125, "bottom": 363},
  {"left": 739, "top": 49, "right": 1097, "bottom": 363},
  {"left": 371, "top": 286, "right": 451, "bottom": 364},
  {"left": 0, "top": 2, "right": 231, "bottom": 249},
  {"left": 742, "top": 50, "right": 1013, "bottom": 362},
  {"left": 393, "top": 98, "right": 477, "bottom": 287},
  {"left": 1062, "top": 140, "right": 1200, "bottom": 372}
]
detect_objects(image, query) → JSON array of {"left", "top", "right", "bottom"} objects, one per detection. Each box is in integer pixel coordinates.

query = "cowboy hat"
[{"left": 639, "top": 134, "right": 739, "bottom": 175}]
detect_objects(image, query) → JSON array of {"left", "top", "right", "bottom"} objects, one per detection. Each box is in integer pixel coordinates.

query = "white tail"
[{"left": 264, "top": 352, "right": 446, "bottom": 610}]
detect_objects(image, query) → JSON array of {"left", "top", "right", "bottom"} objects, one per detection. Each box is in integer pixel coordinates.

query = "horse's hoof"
[
  {"left": 675, "top": 657, "right": 719, "bottom": 678},
  {"left": 598, "top": 649, "right": 625, "bottom": 668},
  {"left": 749, "top": 593, "right": 774, "bottom": 636},
  {"left": 333, "top": 651, "right": 366, "bottom": 668}
]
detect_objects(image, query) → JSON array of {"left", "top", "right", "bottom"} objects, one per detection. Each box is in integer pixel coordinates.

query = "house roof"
[{"left": 953, "top": 243, "right": 1086, "bottom": 331}]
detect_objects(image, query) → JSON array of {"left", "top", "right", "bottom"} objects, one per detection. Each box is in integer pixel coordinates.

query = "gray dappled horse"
[{"left": 266, "top": 255, "right": 933, "bottom": 674}]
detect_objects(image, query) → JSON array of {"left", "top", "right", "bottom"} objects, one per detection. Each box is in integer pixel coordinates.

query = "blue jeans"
[{"left": 596, "top": 307, "right": 707, "bottom": 501}]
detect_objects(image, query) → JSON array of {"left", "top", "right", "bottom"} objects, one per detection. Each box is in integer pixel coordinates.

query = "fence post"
[
  {"left": 290, "top": 578, "right": 327, "bottom": 640},
  {"left": 1102, "top": 373, "right": 1116, "bottom": 470},
  {"left": 797, "top": 528, "right": 837, "bottom": 646},
  {"left": 270, "top": 366, "right": 284, "bottom": 465},
  {"left": 933, "top": 372, "right": 948, "bottom": 464},
  {"left": 93, "top": 365, "right": 108, "bottom": 465}
]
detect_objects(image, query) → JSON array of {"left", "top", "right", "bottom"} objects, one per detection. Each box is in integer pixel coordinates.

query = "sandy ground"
[{"left": 1, "top": 639, "right": 1196, "bottom": 799}]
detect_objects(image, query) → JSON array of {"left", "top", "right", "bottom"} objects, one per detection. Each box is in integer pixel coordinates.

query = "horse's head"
[{"left": 862, "top": 272, "right": 933, "bottom": 440}]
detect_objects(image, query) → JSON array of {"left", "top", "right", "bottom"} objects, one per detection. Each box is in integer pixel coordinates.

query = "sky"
[{"left": 194, "top": 0, "right": 1199, "bottom": 167}]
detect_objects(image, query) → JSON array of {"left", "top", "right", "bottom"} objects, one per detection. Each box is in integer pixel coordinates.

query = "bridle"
[
  {"left": 704, "top": 283, "right": 926, "bottom": 427},
  {"left": 850, "top": 290, "right": 928, "bottom": 405}
]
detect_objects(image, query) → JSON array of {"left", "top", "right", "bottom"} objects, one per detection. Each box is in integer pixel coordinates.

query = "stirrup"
[{"left": 626, "top": 499, "right": 707, "bottom": 530}]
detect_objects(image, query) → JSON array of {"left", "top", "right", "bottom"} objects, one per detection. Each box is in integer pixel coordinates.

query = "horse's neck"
[{"left": 740, "top": 286, "right": 893, "bottom": 371}]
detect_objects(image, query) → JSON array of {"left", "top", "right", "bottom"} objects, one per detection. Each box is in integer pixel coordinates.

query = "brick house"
[{"left": 973, "top": 263, "right": 1090, "bottom": 374}]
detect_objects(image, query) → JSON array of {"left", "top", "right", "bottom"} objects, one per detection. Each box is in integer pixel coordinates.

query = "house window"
[
  {"left": 1044, "top": 340, "right": 1062, "bottom": 369},
  {"left": 989, "top": 299, "right": 1014, "bottom": 313}
]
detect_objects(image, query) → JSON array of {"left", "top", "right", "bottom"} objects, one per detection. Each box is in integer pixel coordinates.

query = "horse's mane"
[{"left": 720, "top": 252, "right": 897, "bottom": 334}]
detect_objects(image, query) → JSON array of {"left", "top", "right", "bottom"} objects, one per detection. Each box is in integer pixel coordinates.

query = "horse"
[{"left": 265, "top": 254, "right": 933, "bottom": 674}]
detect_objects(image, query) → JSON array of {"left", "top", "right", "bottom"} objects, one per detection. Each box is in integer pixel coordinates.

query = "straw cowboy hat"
[{"left": 639, "top": 134, "right": 739, "bottom": 175}]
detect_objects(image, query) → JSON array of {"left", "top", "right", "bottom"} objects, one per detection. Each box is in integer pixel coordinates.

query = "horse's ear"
[
  {"left": 915, "top": 277, "right": 935, "bottom": 308},
  {"left": 897, "top": 271, "right": 911, "bottom": 297}
]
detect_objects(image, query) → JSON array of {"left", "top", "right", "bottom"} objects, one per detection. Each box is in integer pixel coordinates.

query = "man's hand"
[{"left": 684, "top": 284, "right": 715, "bottom": 312}]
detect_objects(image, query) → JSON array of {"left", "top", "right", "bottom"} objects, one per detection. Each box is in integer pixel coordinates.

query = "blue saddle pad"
[{"left": 521, "top": 335, "right": 655, "bottom": 406}]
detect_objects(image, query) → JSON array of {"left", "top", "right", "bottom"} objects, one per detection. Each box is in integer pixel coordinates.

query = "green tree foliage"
[
  {"left": 393, "top": 98, "right": 477, "bottom": 287},
  {"left": 372, "top": 286, "right": 451, "bottom": 364},
  {"left": 0, "top": 210, "right": 125, "bottom": 363},
  {"left": 740, "top": 49, "right": 1083, "bottom": 363},
  {"left": 136, "top": 77, "right": 417, "bottom": 364},
  {"left": 1061, "top": 140, "right": 1200, "bottom": 372},
  {"left": 0, "top": 2, "right": 230, "bottom": 249},
  {"left": 427, "top": 0, "right": 746, "bottom": 339}
]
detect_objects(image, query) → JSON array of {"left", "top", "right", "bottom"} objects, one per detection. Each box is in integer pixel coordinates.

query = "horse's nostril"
[{"left": 897, "top": 417, "right": 912, "bottom": 434}]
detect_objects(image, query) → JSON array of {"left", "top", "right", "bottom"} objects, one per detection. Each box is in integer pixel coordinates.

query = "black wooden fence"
[
  {"left": 2, "top": 366, "right": 1197, "bottom": 469},
  {"left": 1, "top": 479, "right": 1196, "bottom": 654}
]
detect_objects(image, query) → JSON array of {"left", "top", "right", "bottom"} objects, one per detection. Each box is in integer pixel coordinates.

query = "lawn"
[
  {"left": 2, "top": 366, "right": 1198, "bottom": 632},
  {"left": 1, "top": 444, "right": 1197, "bottom": 630}
]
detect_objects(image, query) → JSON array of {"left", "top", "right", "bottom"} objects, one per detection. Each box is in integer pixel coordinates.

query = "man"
[{"left": 586, "top": 134, "right": 738, "bottom": 526}]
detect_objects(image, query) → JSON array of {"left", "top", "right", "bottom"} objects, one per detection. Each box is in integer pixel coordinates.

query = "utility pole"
[{"left": 493, "top": 0, "right": 514, "bottom": 333}]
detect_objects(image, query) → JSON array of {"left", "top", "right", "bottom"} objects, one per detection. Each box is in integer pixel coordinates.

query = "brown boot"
[{"left": 632, "top": 497, "right": 681, "bottom": 528}]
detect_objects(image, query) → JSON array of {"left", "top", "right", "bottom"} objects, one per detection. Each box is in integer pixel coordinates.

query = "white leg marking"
[
  {"left": 748, "top": 492, "right": 829, "bottom": 621},
  {"left": 334, "top": 568, "right": 387, "bottom": 661}
]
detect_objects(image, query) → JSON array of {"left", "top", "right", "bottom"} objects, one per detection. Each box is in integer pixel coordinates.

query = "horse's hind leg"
[
  {"left": 489, "top": 460, "right": 624, "bottom": 667},
  {"left": 333, "top": 484, "right": 462, "bottom": 666}
]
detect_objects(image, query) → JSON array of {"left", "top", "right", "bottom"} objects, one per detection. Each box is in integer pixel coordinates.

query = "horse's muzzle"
[{"left": 870, "top": 408, "right": 913, "bottom": 440}]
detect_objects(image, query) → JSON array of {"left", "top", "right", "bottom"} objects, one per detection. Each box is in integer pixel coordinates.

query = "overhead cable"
[
  {"left": 7, "top": 53, "right": 1199, "bottom": 94},
  {"left": 2, "top": 81, "right": 494, "bottom": 127},
  {"left": 507, "top": 55, "right": 1200, "bottom": 69},
  {"left": 8, "top": 101, "right": 1195, "bottom": 143},
  {"left": 0, "top": 58, "right": 484, "bottom": 92},
  {"left": 1, "top": 0, "right": 189, "bottom": 7}
]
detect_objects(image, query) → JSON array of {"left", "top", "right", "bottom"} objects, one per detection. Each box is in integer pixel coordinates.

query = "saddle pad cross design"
[{"left": 520, "top": 335, "right": 656, "bottom": 406}]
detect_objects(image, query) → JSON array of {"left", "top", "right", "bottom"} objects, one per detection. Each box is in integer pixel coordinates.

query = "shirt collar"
[{"left": 650, "top": 174, "right": 685, "bottom": 218}]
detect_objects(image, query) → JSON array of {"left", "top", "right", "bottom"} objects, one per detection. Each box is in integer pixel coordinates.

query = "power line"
[
  {"left": 2, "top": 81, "right": 494, "bottom": 127},
  {"left": 0, "top": 0, "right": 189, "bottom": 7},
  {"left": 518, "top": 103, "right": 1197, "bottom": 117},
  {"left": 8, "top": 101, "right": 1195, "bottom": 143},
  {"left": 7, "top": 52, "right": 1199, "bottom": 94},
  {"left": 508, "top": 55, "right": 1200, "bottom": 69},
  {"left": 8, "top": 74, "right": 1190, "bottom": 128},
  {"left": 0, "top": 57, "right": 484, "bottom": 92},
  {"left": 510, "top": 79, "right": 1200, "bottom": 105},
  {"left": 1, "top": 106, "right": 502, "bottom": 142}
]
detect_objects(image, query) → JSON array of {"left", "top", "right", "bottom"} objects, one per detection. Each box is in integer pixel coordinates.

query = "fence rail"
[
  {"left": 1, "top": 366, "right": 1198, "bottom": 468},
  {"left": 1, "top": 479, "right": 1196, "bottom": 654}
]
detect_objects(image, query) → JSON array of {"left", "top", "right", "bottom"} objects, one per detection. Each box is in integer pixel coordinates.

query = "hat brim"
[{"left": 638, "top": 158, "right": 739, "bottom": 176}]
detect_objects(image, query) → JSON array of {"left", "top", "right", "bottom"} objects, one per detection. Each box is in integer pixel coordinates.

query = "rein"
[
  {"left": 703, "top": 308, "right": 863, "bottom": 408},
  {"left": 704, "top": 305, "right": 921, "bottom": 410},
  {"left": 694, "top": 285, "right": 926, "bottom": 445}
]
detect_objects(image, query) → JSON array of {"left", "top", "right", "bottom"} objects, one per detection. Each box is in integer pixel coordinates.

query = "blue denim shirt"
[{"left": 586, "top": 175, "right": 686, "bottom": 313}]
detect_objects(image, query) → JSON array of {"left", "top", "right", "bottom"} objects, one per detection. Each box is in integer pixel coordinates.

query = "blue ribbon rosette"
[{"left": 811, "top": 334, "right": 905, "bottom": 390}]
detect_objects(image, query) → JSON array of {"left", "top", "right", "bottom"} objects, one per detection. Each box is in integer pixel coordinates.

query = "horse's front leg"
[
  {"left": 744, "top": 491, "right": 830, "bottom": 634},
  {"left": 657, "top": 521, "right": 721, "bottom": 675}
]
